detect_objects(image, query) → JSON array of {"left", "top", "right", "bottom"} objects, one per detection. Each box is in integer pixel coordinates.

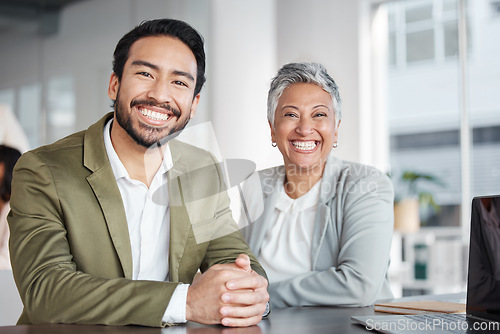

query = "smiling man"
[{"left": 8, "top": 19, "right": 268, "bottom": 328}]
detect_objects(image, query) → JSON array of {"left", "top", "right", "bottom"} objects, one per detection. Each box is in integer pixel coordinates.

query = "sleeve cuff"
[{"left": 162, "top": 283, "right": 189, "bottom": 324}]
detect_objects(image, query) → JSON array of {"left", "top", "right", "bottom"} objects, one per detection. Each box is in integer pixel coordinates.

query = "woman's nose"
[{"left": 295, "top": 118, "right": 314, "bottom": 135}]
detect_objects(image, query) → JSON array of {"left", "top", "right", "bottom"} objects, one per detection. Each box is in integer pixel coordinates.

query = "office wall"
[
  {"left": 276, "top": 0, "right": 365, "bottom": 166},
  {"left": 0, "top": 0, "right": 387, "bottom": 169}
]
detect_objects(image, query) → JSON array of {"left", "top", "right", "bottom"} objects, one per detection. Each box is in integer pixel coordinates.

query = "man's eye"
[
  {"left": 138, "top": 72, "right": 152, "bottom": 78},
  {"left": 174, "top": 80, "right": 188, "bottom": 87}
]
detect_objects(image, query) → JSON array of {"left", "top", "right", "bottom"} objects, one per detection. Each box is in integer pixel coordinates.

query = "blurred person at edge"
[
  {"left": 241, "top": 62, "right": 394, "bottom": 308},
  {"left": 0, "top": 145, "right": 21, "bottom": 270},
  {"left": 8, "top": 18, "right": 268, "bottom": 327},
  {"left": 0, "top": 104, "right": 30, "bottom": 153}
]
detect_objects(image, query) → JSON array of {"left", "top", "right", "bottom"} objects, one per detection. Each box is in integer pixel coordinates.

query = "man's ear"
[
  {"left": 108, "top": 73, "right": 119, "bottom": 100},
  {"left": 189, "top": 94, "right": 200, "bottom": 119}
]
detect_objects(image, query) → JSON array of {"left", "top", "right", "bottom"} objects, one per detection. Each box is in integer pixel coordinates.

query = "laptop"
[{"left": 352, "top": 195, "right": 500, "bottom": 333}]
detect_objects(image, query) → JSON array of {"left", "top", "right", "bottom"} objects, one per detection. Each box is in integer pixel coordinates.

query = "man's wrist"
[
  {"left": 263, "top": 302, "right": 270, "bottom": 317},
  {"left": 162, "top": 283, "right": 190, "bottom": 324}
]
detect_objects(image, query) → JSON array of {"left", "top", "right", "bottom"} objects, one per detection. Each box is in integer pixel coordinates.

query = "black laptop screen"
[{"left": 467, "top": 196, "right": 500, "bottom": 320}]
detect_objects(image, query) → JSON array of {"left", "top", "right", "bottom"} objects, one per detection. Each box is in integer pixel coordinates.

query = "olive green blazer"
[{"left": 8, "top": 113, "right": 264, "bottom": 327}]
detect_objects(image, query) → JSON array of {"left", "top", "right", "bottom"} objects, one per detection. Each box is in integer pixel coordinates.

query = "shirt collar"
[
  {"left": 103, "top": 118, "right": 173, "bottom": 182},
  {"left": 275, "top": 173, "right": 321, "bottom": 214}
]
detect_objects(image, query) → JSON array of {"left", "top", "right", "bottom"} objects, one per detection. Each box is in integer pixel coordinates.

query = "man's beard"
[{"left": 114, "top": 92, "right": 191, "bottom": 148}]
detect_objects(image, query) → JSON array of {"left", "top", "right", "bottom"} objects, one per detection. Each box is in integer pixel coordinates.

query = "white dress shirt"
[
  {"left": 259, "top": 175, "right": 321, "bottom": 283},
  {"left": 104, "top": 119, "right": 188, "bottom": 323}
]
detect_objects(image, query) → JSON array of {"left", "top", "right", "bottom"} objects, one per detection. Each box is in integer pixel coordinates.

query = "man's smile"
[{"left": 137, "top": 106, "right": 173, "bottom": 122}]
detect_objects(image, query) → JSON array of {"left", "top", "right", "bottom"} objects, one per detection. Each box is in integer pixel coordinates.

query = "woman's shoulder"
[
  {"left": 254, "top": 165, "right": 286, "bottom": 195},
  {"left": 323, "top": 158, "right": 394, "bottom": 206},
  {"left": 326, "top": 158, "right": 392, "bottom": 191},
  {"left": 330, "top": 158, "right": 387, "bottom": 179},
  {"left": 258, "top": 165, "right": 285, "bottom": 179}
]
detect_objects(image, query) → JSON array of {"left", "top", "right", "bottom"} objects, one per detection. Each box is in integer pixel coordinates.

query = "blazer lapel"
[
  {"left": 84, "top": 113, "right": 133, "bottom": 279},
  {"left": 311, "top": 153, "right": 341, "bottom": 266},
  {"left": 166, "top": 140, "right": 192, "bottom": 282},
  {"left": 248, "top": 169, "right": 282, "bottom": 253}
]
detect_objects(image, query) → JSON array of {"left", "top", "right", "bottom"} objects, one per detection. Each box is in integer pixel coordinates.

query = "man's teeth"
[
  {"left": 139, "top": 108, "right": 170, "bottom": 121},
  {"left": 292, "top": 141, "right": 317, "bottom": 150}
]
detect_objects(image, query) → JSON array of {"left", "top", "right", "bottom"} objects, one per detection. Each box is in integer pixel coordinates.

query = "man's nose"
[{"left": 146, "top": 78, "right": 172, "bottom": 103}]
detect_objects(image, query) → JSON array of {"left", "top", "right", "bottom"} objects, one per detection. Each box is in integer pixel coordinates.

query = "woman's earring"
[
  {"left": 333, "top": 142, "right": 338, "bottom": 148},
  {"left": 272, "top": 142, "right": 277, "bottom": 147}
]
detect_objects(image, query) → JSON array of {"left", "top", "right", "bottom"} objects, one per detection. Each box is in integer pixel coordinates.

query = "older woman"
[{"left": 240, "top": 62, "right": 394, "bottom": 308}]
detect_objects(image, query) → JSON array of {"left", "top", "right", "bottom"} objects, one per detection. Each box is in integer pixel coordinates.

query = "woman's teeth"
[{"left": 292, "top": 141, "right": 317, "bottom": 150}]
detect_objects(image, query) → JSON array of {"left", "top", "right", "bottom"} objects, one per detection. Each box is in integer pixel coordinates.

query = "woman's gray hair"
[{"left": 267, "top": 62, "right": 342, "bottom": 127}]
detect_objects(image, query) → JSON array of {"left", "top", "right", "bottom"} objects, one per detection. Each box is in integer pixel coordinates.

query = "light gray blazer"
[{"left": 240, "top": 152, "right": 394, "bottom": 308}]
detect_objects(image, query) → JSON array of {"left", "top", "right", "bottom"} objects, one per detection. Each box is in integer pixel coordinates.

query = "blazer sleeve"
[
  {"left": 8, "top": 151, "right": 178, "bottom": 327},
  {"left": 267, "top": 172, "right": 394, "bottom": 307},
  {"left": 196, "top": 154, "right": 267, "bottom": 280}
]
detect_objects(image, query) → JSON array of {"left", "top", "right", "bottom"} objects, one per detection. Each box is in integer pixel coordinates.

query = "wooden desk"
[{"left": 0, "top": 293, "right": 466, "bottom": 334}]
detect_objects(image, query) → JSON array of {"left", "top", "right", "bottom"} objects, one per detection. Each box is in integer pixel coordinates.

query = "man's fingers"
[
  {"left": 226, "top": 272, "right": 268, "bottom": 291},
  {"left": 235, "top": 254, "right": 251, "bottom": 272},
  {"left": 220, "top": 301, "right": 267, "bottom": 319},
  {"left": 221, "top": 314, "right": 264, "bottom": 328},
  {"left": 221, "top": 289, "right": 269, "bottom": 306}
]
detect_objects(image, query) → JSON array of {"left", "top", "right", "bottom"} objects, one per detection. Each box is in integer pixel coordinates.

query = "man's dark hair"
[
  {"left": 0, "top": 145, "right": 21, "bottom": 202},
  {"left": 112, "top": 18, "right": 206, "bottom": 97}
]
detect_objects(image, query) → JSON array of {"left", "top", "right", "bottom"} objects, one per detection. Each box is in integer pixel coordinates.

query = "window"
[
  {"left": 47, "top": 76, "right": 76, "bottom": 144},
  {"left": 384, "top": 0, "right": 500, "bottom": 228},
  {"left": 388, "top": 0, "right": 460, "bottom": 67}
]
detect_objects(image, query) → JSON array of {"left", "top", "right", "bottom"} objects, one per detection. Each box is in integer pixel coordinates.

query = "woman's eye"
[{"left": 284, "top": 113, "right": 298, "bottom": 118}]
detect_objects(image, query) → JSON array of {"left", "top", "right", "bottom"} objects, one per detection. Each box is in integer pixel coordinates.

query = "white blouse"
[{"left": 258, "top": 176, "right": 321, "bottom": 283}]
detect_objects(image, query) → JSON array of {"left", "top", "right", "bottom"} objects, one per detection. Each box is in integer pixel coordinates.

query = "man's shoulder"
[
  {"left": 169, "top": 139, "right": 218, "bottom": 166},
  {"left": 22, "top": 113, "right": 110, "bottom": 168},
  {"left": 23, "top": 130, "right": 86, "bottom": 165}
]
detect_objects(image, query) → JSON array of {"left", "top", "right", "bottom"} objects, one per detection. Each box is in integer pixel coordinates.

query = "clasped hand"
[{"left": 186, "top": 254, "right": 269, "bottom": 327}]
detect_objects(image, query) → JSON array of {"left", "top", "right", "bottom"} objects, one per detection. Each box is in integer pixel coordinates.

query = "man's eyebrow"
[
  {"left": 130, "top": 60, "right": 195, "bottom": 82},
  {"left": 172, "top": 70, "right": 195, "bottom": 82},
  {"left": 131, "top": 60, "right": 159, "bottom": 71}
]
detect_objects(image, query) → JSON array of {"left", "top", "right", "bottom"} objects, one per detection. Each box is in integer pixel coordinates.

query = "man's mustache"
[{"left": 130, "top": 99, "right": 181, "bottom": 118}]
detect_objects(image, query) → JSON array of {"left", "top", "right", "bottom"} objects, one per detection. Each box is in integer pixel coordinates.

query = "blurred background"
[{"left": 0, "top": 0, "right": 499, "bottom": 324}]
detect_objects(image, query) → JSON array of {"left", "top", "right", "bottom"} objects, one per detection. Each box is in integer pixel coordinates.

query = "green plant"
[
  {"left": 400, "top": 171, "right": 444, "bottom": 212},
  {"left": 389, "top": 170, "right": 446, "bottom": 229}
]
